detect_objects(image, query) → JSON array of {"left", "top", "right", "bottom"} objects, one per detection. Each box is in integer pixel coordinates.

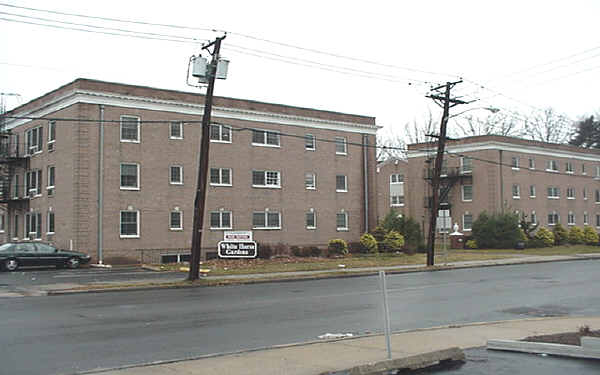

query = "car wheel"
[
  {"left": 67, "top": 257, "right": 81, "bottom": 269},
  {"left": 4, "top": 258, "right": 19, "bottom": 272}
]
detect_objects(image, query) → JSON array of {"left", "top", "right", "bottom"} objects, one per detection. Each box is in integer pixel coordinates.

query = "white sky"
[{"left": 2, "top": 0, "right": 600, "bottom": 138}]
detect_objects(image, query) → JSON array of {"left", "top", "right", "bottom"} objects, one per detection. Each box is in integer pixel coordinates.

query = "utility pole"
[
  {"left": 425, "top": 81, "right": 468, "bottom": 266},
  {"left": 188, "top": 35, "right": 226, "bottom": 281}
]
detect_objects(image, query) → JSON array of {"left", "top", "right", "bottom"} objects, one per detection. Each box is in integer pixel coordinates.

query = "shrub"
[
  {"left": 383, "top": 231, "right": 405, "bottom": 252},
  {"left": 465, "top": 239, "right": 477, "bottom": 249},
  {"left": 380, "top": 210, "right": 424, "bottom": 252},
  {"left": 307, "top": 246, "right": 322, "bottom": 257},
  {"left": 472, "top": 211, "right": 521, "bottom": 249},
  {"left": 290, "top": 246, "right": 302, "bottom": 257},
  {"left": 584, "top": 226, "right": 599, "bottom": 245},
  {"left": 526, "top": 237, "right": 547, "bottom": 248},
  {"left": 257, "top": 243, "right": 273, "bottom": 259},
  {"left": 360, "top": 233, "right": 378, "bottom": 254},
  {"left": 568, "top": 226, "right": 585, "bottom": 245},
  {"left": 552, "top": 224, "right": 568, "bottom": 245},
  {"left": 272, "top": 243, "right": 289, "bottom": 256},
  {"left": 370, "top": 225, "right": 387, "bottom": 250},
  {"left": 534, "top": 227, "right": 554, "bottom": 247},
  {"left": 328, "top": 239, "right": 348, "bottom": 256},
  {"left": 348, "top": 242, "right": 366, "bottom": 254}
]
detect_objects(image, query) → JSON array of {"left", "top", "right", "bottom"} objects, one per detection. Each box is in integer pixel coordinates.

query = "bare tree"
[
  {"left": 451, "top": 111, "right": 525, "bottom": 138},
  {"left": 377, "top": 111, "right": 437, "bottom": 161},
  {"left": 522, "top": 107, "right": 573, "bottom": 144}
]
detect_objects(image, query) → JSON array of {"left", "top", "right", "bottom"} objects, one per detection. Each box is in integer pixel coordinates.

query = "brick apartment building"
[
  {"left": 400, "top": 135, "right": 600, "bottom": 238},
  {"left": 0, "top": 78, "right": 379, "bottom": 263}
]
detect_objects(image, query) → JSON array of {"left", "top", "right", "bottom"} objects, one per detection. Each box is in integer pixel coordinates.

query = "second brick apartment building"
[{"left": 0, "top": 78, "right": 379, "bottom": 263}]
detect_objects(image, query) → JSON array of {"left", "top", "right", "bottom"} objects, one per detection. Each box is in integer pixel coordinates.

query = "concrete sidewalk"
[
  {"left": 39, "top": 253, "right": 600, "bottom": 295},
  {"left": 86, "top": 316, "right": 600, "bottom": 375}
]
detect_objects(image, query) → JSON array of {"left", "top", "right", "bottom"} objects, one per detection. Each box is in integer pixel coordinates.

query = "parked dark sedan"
[{"left": 0, "top": 242, "right": 91, "bottom": 271}]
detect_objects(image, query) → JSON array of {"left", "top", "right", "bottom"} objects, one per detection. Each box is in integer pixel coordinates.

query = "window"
[
  {"left": 253, "top": 211, "right": 281, "bottom": 229},
  {"left": 47, "top": 166, "right": 55, "bottom": 196},
  {"left": 568, "top": 212, "right": 575, "bottom": 226},
  {"left": 252, "top": 129, "right": 280, "bottom": 147},
  {"left": 547, "top": 186, "right": 560, "bottom": 199},
  {"left": 512, "top": 184, "right": 520, "bottom": 199},
  {"left": 47, "top": 211, "right": 55, "bottom": 234},
  {"left": 529, "top": 185, "right": 536, "bottom": 198},
  {"left": 210, "top": 124, "right": 231, "bottom": 143},
  {"left": 48, "top": 120, "right": 56, "bottom": 151},
  {"left": 335, "top": 137, "right": 347, "bottom": 155},
  {"left": 306, "top": 211, "right": 316, "bottom": 229},
  {"left": 25, "top": 126, "right": 43, "bottom": 155},
  {"left": 566, "top": 162, "right": 574, "bottom": 174},
  {"left": 169, "top": 121, "right": 183, "bottom": 139},
  {"left": 511, "top": 156, "right": 519, "bottom": 169},
  {"left": 25, "top": 169, "right": 42, "bottom": 196},
  {"left": 460, "top": 157, "right": 473, "bottom": 174},
  {"left": 13, "top": 214, "right": 18, "bottom": 239},
  {"left": 567, "top": 187, "right": 575, "bottom": 199},
  {"left": 531, "top": 211, "right": 537, "bottom": 224},
  {"left": 463, "top": 213, "right": 473, "bottom": 231},
  {"left": 120, "top": 163, "right": 139, "bottom": 190},
  {"left": 120, "top": 210, "right": 139, "bottom": 237},
  {"left": 390, "top": 174, "right": 403, "bottom": 183},
  {"left": 305, "top": 134, "right": 316, "bottom": 151},
  {"left": 584, "top": 187, "right": 588, "bottom": 200},
  {"left": 336, "top": 212, "right": 348, "bottom": 231},
  {"left": 597, "top": 166, "right": 600, "bottom": 178},
  {"left": 170, "top": 211, "right": 183, "bottom": 230},
  {"left": 210, "top": 211, "right": 232, "bottom": 230},
  {"left": 252, "top": 170, "right": 281, "bottom": 188},
  {"left": 210, "top": 168, "right": 231, "bottom": 186},
  {"left": 582, "top": 164, "right": 587, "bottom": 175},
  {"left": 546, "top": 160, "right": 558, "bottom": 172},
  {"left": 390, "top": 174, "right": 404, "bottom": 206},
  {"left": 120, "top": 116, "right": 140, "bottom": 142},
  {"left": 12, "top": 175, "right": 19, "bottom": 199},
  {"left": 25, "top": 212, "right": 41, "bottom": 239},
  {"left": 170, "top": 166, "right": 183, "bottom": 185},
  {"left": 548, "top": 211, "right": 559, "bottom": 226},
  {"left": 529, "top": 158, "right": 535, "bottom": 169},
  {"left": 336, "top": 175, "right": 347, "bottom": 192},
  {"left": 462, "top": 185, "right": 473, "bottom": 201},
  {"left": 305, "top": 173, "right": 316, "bottom": 190},
  {"left": 597, "top": 214, "right": 600, "bottom": 228},
  {"left": 596, "top": 189, "right": 600, "bottom": 203},
  {"left": 584, "top": 212, "right": 589, "bottom": 225},
  {"left": 0, "top": 214, "right": 5, "bottom": 233}
]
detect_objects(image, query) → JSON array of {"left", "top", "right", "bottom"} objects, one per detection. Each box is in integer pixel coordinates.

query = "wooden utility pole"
[
  {"left": 188, "top": 35, "right": 226, "bottom": 281},
  {"left": 425, "top": 81, "right": 468, "bottom": 266}
]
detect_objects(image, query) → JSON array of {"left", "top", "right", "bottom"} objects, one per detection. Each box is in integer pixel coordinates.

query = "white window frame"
[
  {"left": 24, "top": 212, "right": 42, "bottom": 240},
  {"left": 596, "top": 165, "right": 600, "bottom": 178},
  {"left": 335, "top": 137, "right": 347, "bottom": 155},
  {"left": 305, "top": 172, "right": 316, "bottom": 190},
  {"left": 120, "top": 210, "right": 140, "bottom": 238},
  {"left": 547, "top": 186, "right": 560, "bottom": 199},
  {"left": 252, "top": 211, "right": 281, "bottom": 230},
  {"left": 26, "top": 169, "right": 42, "bottom": 197},
  {"left": 169, "top": 165, "right": 183, "bottom": 185},
  {"left": 306, "top": 211, "right": 316, "bottom": 229},
  {"left": 120, "top": 163, "right": 140, "bottom": 190},
  {"left": 546, "top": 160, "right": 559, "bottom": 172},
  {"left": 596, "top": 189, "right": 600, "bottom": 204},
  {"left": 390, "top": 174, "right": 404, "bottom": 183},
  {"left": 336, "top": 212, "right": 349, "bottom": 231},
  {"left": 252, "top": 170, "right": 281, "bottom": 188},
  {"left": 531, "top": 211, "right": 537, "bottom": 224},
  {"left": 584, "top": 212, "right": 589, "bottom": 226},
  {"left": 169, "top": 211, "right": 183, "bottom": 231},
  {"left": 0, "top": 214, "right": 5, "bottom": 233},
  {"left": 252, "top": 129, "right": 280, "bottom": 147},
  {"left": 528, "top": 158, "right": 535, "bottom": 170},
  {"left": 210, "top": 210, "right": 232, "bottom": 230},
  {"left": 567, "top": 212, "right": 575, "bottom": 226},
  {"left": 462, "top": 185, "right": 473, "bottom": 202},
  {"left": 336, "top": 175, "right": 347, "bottom": 192},
  {"left": 548, "top": 211, "right": 559, "bottom": 226},
  {"left": 210, "top": 124, "right": 232, "bottom": 143},
  {"left": 459, "top": 156, "right": 473, "bottom": 174},
  {"left": 210, "top": 168, "right": 232, "bottom": 186},
  {"left": 566, "top": 162, "right": 574, "bottom": 174},
  {"left": 597, "top": 214, "right": 600, "bottom": 228},
  {"left": 46, "top": 165, "right": 55, "bottom": 196},
  {"left": 25, "top": 126, "right": 43, "bottom": 155},
  {"left": 391, "top": 195, "right": 404, "bottom": 206},
  {"left": 120, "top": 115, "right": 140, "bottom": 143},
  {"left": 305, "top": 134, "right": 316, "bottom": 151},
  {"left": 584, "top": 187, "right": 588, "bottom": 200},
  {"left": 462, "top": 212, "right": 473, "bottom": 231},
  {"left": 511, "top": 156, "right": 519, "bottom": 170},
  {"left": 529, "top": 185, "right": 536, "bottom": 198},
  {"left": 512, "top": 184, "right": 520, "bottom": 199},
  {"left": 46, "top": 211, "right": 55, "bottom": 235},
  {"left": 169, "top": 121, "right": 183, "bottom": 140},
  {"left": 567, "top": 187, "right": 575, "bottom": 200},
  {"left": 48, "top": 120, "right": 56, "bottom": 151}
]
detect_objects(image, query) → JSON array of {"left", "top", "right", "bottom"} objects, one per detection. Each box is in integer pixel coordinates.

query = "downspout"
[
  {"left": 363, "top": 134, "right": 369, "bottom": 232},
  {"left": 499, "top": 150, "right": 504, "bottom": 213},
  {"left": 97, "top": 104, "right": 105, "bottom": 265}
]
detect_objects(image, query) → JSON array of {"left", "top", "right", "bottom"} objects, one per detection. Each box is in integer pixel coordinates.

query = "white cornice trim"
[
  {"left": 407, "top": 141, "right": 600, "bottom": 162},
  {"left": 5, "top": 90, "right": 378, "bottom": 134}
]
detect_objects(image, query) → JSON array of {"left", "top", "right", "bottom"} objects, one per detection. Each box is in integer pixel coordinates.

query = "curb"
[{"left": 45, "top": 255, "right": 600, "bottom": 296}]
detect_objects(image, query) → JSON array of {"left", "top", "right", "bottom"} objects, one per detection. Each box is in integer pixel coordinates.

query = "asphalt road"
[{"left": 1, "top": 260, "right": 600, "bottom": 375}]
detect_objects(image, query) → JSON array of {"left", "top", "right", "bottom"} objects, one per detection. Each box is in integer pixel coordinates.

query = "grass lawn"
[{"left": 459, "top": 244, "right": 600, "bottom": 256}]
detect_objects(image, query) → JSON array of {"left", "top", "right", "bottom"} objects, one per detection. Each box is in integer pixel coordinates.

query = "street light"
[{"left": 449, "top": 106, "right": 500, "bottom": 119}]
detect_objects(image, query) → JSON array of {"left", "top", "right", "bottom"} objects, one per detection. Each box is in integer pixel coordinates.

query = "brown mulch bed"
[{"left": 523, "top": 327, "right": 600, "bottom": 346}]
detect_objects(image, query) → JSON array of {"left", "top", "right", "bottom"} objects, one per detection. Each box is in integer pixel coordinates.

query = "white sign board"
[{"left": 224, "top": 231, "right": 253, "bottom": 242}]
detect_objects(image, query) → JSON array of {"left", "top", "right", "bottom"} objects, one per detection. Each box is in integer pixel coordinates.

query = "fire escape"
[
  {"left": 0, "top": 131, "right": 29, "bottom": 210},
  {"left": 423, "top": 162, "right": 472, "bottom": 210}
]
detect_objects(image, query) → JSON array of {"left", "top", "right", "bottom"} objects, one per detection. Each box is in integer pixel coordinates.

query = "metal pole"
[
  {"left": 188, "top": 35, "right": 225, "bottom": 281},
  {"left": 363, "top": 134, "right": 369, "bottom": 232},
  {"left": 97, "top": 104, "right": 104, "bottom": 264},
  {"left": 379, "top": 270, "right": 392, "bottom": 360}
]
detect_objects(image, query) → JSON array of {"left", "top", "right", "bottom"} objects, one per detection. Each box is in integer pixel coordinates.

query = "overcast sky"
[{"left": 2, "top": 0, "right": 599, "bottom": 137}]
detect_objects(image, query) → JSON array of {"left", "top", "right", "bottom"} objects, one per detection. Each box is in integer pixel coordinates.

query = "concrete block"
[
  {"left": 487, "top": 339, "right": 600, "bottom": 360},
  {"left": 319, "top": 347, "right": 465, "bottom": 375}
]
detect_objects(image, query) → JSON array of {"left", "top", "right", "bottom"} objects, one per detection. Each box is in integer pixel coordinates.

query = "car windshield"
[{"left": 0, "top": 243, "right": 12, "bottom": 252}]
